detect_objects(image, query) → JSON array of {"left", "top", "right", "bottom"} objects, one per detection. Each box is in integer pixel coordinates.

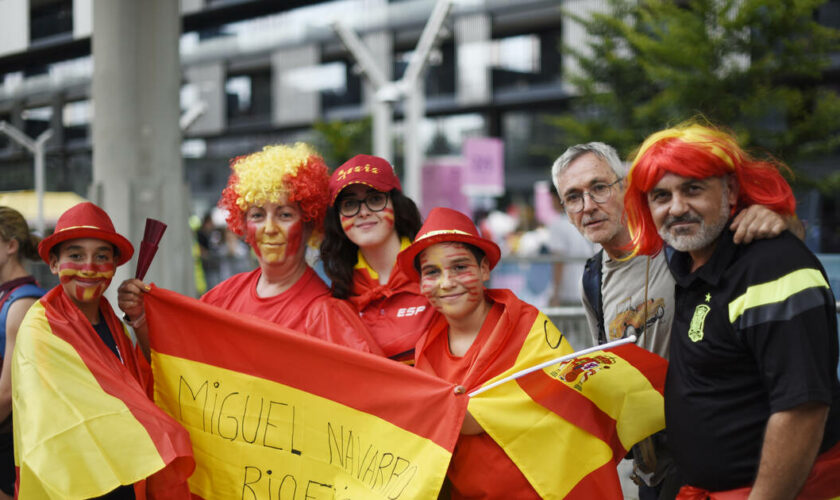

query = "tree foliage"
[
  {"left": 549, "top": 0, "right": 840, "bottom": 185},
  {"left": 312, "top": 117, "right": 372, "bottom": 168}
]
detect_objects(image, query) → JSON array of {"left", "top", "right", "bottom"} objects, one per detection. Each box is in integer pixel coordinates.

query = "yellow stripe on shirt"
[{"left": 728, "top": 268, "right": 829, "bottom": 324}]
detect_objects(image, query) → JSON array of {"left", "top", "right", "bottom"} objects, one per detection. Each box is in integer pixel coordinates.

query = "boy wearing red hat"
[
  {"left": 397, "top": 207, "right": 562, "bottom": 499},
  {"left": 12, "top": 202, "right": 193, "bottom": 499}
]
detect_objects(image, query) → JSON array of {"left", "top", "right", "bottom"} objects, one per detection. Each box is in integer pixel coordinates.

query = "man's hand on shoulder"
[{"left": 731, "top": 205, "right": 802, "bottom": 244}]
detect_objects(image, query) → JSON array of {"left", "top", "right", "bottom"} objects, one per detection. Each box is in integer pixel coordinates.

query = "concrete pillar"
[
  {"left": 404, "top": 80, "right": 424, "bottom": 203},
  {"left": 455, "top": 12, "right": 492, "bottom": 106},
  {"left": 49, "top": 95, "right": 64, "bottom": 149},
  {"left": 91, "top": 0, "right": 195, "bottom": 297},
  {"left": 562, "top": 0, "right": 609, "bottom": 93},
  {"left": 0, "top": 0, "right": 28, "bottom": 57},
  {"left": 361, "top": 31, "right": 394, "bottom": 163},
  {"left": 272, "top": 44, "right": 320, "bottom": 127},
  {"left": 184, "top": 62, "right": 226, "bottom": 136}
]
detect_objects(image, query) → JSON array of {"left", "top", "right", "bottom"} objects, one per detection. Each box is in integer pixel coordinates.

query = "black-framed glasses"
[
  {"left": 338, "top": 192, "right": 389, "bottom": 217},
  {"left": 560, "top": 179, "right": 622, "bottom": 213}
]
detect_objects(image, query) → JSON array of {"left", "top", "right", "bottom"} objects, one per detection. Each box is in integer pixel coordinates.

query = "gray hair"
[{"left": 551, "top": 142, "right": 626, "bottom": 195}]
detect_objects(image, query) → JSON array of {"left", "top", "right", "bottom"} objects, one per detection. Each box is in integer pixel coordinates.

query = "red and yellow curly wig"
[
  {"left": 218, "top": 143, "right": 331, "bottom": 246},
  {"left": 624, "top": 121, "right": 796, "bottom": 257}
]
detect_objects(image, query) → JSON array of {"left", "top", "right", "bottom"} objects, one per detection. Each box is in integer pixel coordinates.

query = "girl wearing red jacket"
[{"left": 321, "top": 155, "right": 436, "bottom": 363}]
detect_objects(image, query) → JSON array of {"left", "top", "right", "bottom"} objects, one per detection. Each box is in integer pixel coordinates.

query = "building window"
[
  {"left": 225, "top": 69, "right": 271, "bottom": 125},
  {"left": 30, "top": 0, "right": 73, "bottom": 43},
  {"left": 394, "top": 42, "right": 456, "bottom": 99},
  {"left": 22, "top": 106, "right": 52, "bottom": 139},
  {"left": 501, "top": 108, "right": 566, "bottom": 191},
  {"left": 492, "top": 29, "right": 562, "bottom": 93},
  {"left": 63, "top": 100, "right": 91, "bottom": 143},
  {"left": 318, "top": 60, "right": 362, "bottom": 113},
  {"left": 0, "top": 113, "right": 10, "bottom": 150}
]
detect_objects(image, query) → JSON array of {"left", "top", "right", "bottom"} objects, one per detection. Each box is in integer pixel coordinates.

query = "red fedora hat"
[
  {"left": 38, "top": 202, "right": 134, "bottom": 266},
  {"left": 397, "top": 207, "right": 500, "bottom": 280},
  {"left": 329, "top": 154, "right": 402, "bottom": 204}
]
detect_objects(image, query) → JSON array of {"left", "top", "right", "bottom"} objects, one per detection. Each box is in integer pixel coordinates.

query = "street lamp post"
[
  {"left": 332, "top": 0, "right": 453, "bottom": 203},
  {"left": 0, "top": 121, "right": 53, "bottom": 236}
]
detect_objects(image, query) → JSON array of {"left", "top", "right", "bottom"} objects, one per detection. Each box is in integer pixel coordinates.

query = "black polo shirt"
[{"left": 665, "top": 228, "right": 840, "bottom": 491}]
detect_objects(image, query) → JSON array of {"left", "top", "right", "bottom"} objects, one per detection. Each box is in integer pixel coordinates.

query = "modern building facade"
[{"left": 1, "top": 0, "right": 839, "bottom": 250}]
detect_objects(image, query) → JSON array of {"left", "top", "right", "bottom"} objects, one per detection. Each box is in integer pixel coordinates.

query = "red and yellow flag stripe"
[
  {"left": 468, "top": 310, "right": 666, "bottom": 499},
  {"left": 518, "top": 343, "right": 666, "bottom": 462},
  {"left": 145, "top": 286, "right": 468, "bottom": 499},
  {"left": 13, "top": 288, "right": 193, "bottom": 499}
]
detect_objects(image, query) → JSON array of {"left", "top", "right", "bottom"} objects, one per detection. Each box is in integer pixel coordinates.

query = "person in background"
[
  {"left": 0, "top": 207, "right": 44, "bottom": 500},
  {"left": 321, "top": 154, "right": 434, "bottom": 363},
  {"left": 624, "top": 121, "right": 840, "bottom": 498},
  {"left": 119, "top": 143, "right": 381, "bottom": 355},
  {"left": 13, "top": 202, "right": 192, "bottom": 498},
  {"left": 546, "top": 196, "right": 596, "bottom": 307},
  {"left": 196, "top": 212, "right": 221, "bottom": 290}
]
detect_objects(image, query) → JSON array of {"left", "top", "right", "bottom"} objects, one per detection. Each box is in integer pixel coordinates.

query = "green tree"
[
  {"left": 312, "top": 117, "right": 372, "bottom": 168},
  {"left": 548, "top": 0, "right": 840, "bottom": 184}
]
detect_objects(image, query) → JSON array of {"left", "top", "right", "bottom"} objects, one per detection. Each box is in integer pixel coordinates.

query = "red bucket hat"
[
  {"left": 38, "top": 202, "right": 134, "bottom": 266},
  {"left": 329, "top": 154, "right": 402, "bottom": 204},
  {"left": 397, "top": 207, "right": 501, "bottom": 280}
]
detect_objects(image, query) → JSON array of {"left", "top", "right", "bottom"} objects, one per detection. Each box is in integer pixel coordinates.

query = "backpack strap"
[
  {"left": 0, "top": 284, "right": 45, "bottom": 357},
  {"left": 582, "top": 249, "right": 606, "bottom": 345}
]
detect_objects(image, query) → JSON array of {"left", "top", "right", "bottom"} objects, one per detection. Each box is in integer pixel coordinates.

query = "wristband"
[{"left": 123, "top": 312, "right": 147, "bottom": 329}]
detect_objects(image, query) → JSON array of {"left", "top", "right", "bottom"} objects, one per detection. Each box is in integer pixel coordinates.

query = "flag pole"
[{"left": 468, "top": 335, "right": 637, "bottom": 397}]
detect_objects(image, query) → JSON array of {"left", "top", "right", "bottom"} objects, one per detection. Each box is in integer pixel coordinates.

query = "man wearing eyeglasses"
[{"left": 550, "top": 141, "right": 799, "bottom": 500}]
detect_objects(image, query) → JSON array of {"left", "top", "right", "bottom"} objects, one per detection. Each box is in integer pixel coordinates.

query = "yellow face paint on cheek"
[{"left": 58, "top": 263, "right": 115, "bottom": 303}]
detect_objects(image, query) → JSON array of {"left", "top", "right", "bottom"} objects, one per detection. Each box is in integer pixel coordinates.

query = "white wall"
[
  {"left": 74, "top": 0, "right": 92, "bottom": 38},
  {"left": 0, "top": 0, "right": 29, "bottom": 57}
]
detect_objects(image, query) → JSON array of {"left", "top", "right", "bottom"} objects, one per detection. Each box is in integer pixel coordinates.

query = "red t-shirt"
[
  {"left": 415, "top": 292, "right": 540, "bottom": 499},
  {"left": 201, "top": 267, "right": 381, "bottom": 354},
  {"left": 348, "top": 241, "right": 437, "bottom": 362}
]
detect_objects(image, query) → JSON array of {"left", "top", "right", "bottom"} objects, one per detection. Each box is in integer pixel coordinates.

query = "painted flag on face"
[
  {"left": 144, "top": 286, "right": 468, "bottom": 500},
  {"left": 12, "top": 286, "right": 194, "bottom": 499}
]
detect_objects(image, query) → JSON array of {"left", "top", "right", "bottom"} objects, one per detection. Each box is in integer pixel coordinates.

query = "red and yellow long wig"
[
  {"left": 219, "top": 143, "right": 330, "bottom": 246},
  {"left": 624, "top": 122, "right": 796, "bottom": 256}
]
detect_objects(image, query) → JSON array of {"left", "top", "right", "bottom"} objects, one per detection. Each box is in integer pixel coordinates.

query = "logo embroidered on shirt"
[
  {"left": 688, "top": 304, "right": 710, "bottom": 342},
  {"left": 396, "top": 305, "right": 426, "bottom": 317}
]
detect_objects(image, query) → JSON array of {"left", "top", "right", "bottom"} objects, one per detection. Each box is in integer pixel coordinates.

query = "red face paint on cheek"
[
  {"left": 340, "top": 215, "right": 354, "bottom": 233},
  {"left": 246, "top": 221, "right": 262, "bottom": 257},
  {"left": 284, "top": 220, "right": 303, "bottom": 259},
  {"left": 441, "top": 245, "right": 484, "bottom": 302},
  {"left": 58, "top": 262, "right": 115, "bottom": 302},
  {"left": 381, "top": 207, "right": 395, "bottom": 228},
  {"left": 418, "top": 253, "right": 438, "bottom": 298}
]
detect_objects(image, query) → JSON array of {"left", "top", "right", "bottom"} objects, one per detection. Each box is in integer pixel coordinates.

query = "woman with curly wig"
[
  {"left": 321, "top": 154, "right": 434, "bottom": 363},
  {"left": 119, "top": 143, "right": 381, "bottom": 354}
]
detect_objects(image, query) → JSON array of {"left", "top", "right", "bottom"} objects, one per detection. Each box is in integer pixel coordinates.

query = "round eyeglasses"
[
  {"left": 338, "top": 191, "right": 389, "bottom": 217},
  {"left": 560, "top": 179, "right": 622, "bottom": 213}
]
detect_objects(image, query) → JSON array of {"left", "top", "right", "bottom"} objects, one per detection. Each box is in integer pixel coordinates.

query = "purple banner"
[
  {"left": 463, "top": 137, "right": 505, "bottom": 197},
  {"left": 421, "top": 157, "right": 470, "bottom": 219}
]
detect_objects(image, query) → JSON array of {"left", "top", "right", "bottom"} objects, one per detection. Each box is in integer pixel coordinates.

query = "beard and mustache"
[{"left": 658, "top": 184, "right": 731, "bottom": 252}]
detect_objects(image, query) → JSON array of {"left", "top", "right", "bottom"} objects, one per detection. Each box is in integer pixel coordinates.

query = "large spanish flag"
[
  {"left": 144, "top": 286, "right": 468, "bottom": 499},
  {"left": 465, "top": 290, "right": 666, "bottom": 499},
  {"left": 12, "top": 286, "right": 194, "bottom": 499}
]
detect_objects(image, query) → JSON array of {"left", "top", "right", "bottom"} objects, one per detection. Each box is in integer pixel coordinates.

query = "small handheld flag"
[{"left": 135, "top": 218, "right": 167, "bottom": 280}]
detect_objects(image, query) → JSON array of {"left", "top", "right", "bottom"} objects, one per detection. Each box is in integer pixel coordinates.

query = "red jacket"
[{"left": 348, "top": 247, "right": 436, "bottom": 363}]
